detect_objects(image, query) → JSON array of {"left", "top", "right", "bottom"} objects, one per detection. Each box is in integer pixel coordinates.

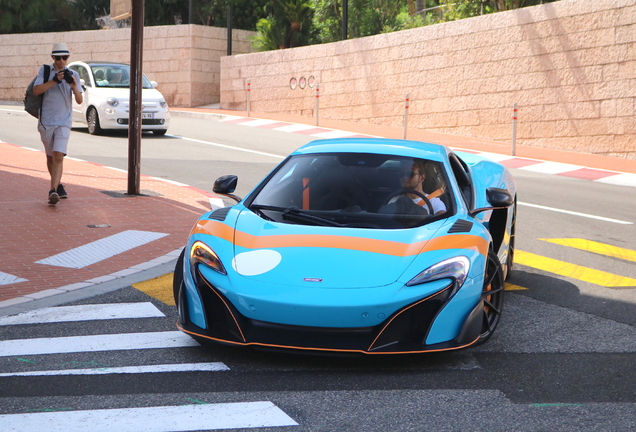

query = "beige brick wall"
[
  {"left": 0, "top": 24, "right": 253, "bottom": 108},
  {"left": 221, "top": 0, "right": 636, "bottom": 159}
]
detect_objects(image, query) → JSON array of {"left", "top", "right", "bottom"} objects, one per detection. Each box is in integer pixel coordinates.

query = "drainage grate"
[{"left": 100, "top": 190, "right": 164, "bottom": 198}]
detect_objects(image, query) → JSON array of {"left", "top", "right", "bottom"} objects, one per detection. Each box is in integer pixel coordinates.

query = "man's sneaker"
[
  {"left": 57, "top": 184, "right": 68, "bottom": 199},
  {"left": 48, "top": 190, "right": 60, "bottom": 205}
]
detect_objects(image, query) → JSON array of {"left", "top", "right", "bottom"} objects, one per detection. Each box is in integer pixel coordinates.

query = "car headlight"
[
  {"left": 159, "top": 98, "right": 167, "bottom": 108},
  {"left": 190, "top": 241, "right": 226, "bottom": 275},
  {"left": 107, "top": 97, "right": 119, "bottom": 107},
  {"left": 407, "top": 256, "right": 470, "bottom": 288}
]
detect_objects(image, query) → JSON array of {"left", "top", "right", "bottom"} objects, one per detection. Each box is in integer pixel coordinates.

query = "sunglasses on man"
[{"left": 53, "top": 55, "right": 69, "bottom": 61}]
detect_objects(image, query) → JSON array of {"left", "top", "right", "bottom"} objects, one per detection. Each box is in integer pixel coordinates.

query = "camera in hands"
[{"left": 63, "top": 69, "right": 74, "bottom": 84}]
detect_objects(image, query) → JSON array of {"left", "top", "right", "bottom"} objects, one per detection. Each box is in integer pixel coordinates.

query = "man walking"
[{"left": 33, "top": 43, "right": 83, "bottom": 205}]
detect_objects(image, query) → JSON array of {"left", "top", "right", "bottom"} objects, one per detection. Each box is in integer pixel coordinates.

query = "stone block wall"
[
  {"left": 221, "top": 0, "right": 636, "bottom": 159},
  {"left": 0, "top": 24, "right": 253, "bottom": 108}
]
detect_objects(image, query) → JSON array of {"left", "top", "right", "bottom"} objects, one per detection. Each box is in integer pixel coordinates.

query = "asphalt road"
[{"left": 1, "top": 107, "right": 635, "bottom": 431}]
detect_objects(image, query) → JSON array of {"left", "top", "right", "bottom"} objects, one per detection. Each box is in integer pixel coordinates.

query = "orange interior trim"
[{"left": 302, "top": 177, "right": 310, "bottom": 210}]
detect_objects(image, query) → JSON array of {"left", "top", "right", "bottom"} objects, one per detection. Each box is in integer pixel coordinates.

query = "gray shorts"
[{"left": 38, "top": 124, "right": 70, "bottom": 156}]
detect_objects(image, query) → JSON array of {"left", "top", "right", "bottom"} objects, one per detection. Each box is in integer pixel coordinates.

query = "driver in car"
[{"left": 389, "top": 159, "right": 447, "bottom": 216}]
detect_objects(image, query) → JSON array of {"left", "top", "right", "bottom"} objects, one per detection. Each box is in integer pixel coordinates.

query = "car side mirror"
[
  {"left": 486, "top": 188, "right": 513, "bottom": 207},
  {"left": 151, "top": 81, "right": 158, "bottom": 88},
  {"left": 213, "top": 175, "right": 241, "bottom": 203},
  {"left": 469, "top": 187, "right": 513, "bottom": 218},
  {"left": 80, "top": 79, "right": 86, "bottom": 89}
]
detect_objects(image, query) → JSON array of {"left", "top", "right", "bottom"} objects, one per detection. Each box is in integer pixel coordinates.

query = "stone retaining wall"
[
  {"left": 0, "top": 24, "right": 253, "bottom": 108},
  {"left": 221, "top": 0, "right": 636, "bottom": 159}
]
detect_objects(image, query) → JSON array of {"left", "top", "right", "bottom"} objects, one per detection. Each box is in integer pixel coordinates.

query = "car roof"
[
  {"left": 69, "top": 61, "right": 131, "bottom": 67},
  {"left": 294, "top": 138, "right": 451, "bottom": 162}
]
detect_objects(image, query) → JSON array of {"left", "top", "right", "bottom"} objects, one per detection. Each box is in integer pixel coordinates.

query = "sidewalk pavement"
[{"left": 1, "top": 106, "right": 636, "bottom": 317}]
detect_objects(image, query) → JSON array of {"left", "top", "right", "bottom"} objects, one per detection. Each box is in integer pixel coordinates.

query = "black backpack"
[{"left": 24, "top": 65, "right": 50, "bottom": 119}]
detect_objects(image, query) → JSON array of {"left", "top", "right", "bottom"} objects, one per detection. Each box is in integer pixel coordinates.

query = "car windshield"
[
  {"left": 248, "top": 153, "right": 453, "bottom": 229},
  {"left": 90, "top": 65, "right": 154, "bottom": 89}
]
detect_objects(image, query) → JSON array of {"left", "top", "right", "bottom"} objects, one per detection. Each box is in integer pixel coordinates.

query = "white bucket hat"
[{"left": 51, "top": 43, "right": 71, "bottom": 56}]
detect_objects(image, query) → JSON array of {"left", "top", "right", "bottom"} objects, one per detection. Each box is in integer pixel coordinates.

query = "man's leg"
[{"left": 48, "top": 151, "right": 64, "bottom": 191}]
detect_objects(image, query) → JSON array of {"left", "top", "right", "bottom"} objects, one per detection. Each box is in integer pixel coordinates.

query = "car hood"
[
  {"left": 226, "top": 209, "right": 444, "bottom": 289},
  {"left": 86, "top": 87, "right": 165, "bottom": 102}
]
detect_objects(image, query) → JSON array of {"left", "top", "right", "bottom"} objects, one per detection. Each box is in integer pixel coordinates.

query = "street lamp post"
[{"left": 342, "top": 0, "right": 348, "bottom": 40}]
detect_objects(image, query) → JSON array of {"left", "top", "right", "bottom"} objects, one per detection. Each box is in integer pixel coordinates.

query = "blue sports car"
[{"left": 173, "top": 138, "right": 516, "bottom": 354}]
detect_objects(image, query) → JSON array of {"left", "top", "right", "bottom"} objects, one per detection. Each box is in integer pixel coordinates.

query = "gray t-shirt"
[{"left": 34, "top": 64, "right": 82, "bottom": 128}]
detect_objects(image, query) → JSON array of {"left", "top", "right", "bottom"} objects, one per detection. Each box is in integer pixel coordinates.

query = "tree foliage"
[
  {"left": 1, "top": 0, "right": 561, "bottom": 43},
  {"left": 437, "top": 0, "right": 559, "bottom": 21},
  {"left": 251, "top": 0, "right": 315, "bottom": 51}
]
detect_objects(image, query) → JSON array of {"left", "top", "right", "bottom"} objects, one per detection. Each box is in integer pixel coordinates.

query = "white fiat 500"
[{"left": 68, "top": 61, "right": 170, "bottom": 136}]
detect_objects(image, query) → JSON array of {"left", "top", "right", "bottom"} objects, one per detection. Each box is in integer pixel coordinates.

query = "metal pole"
[
  {"left": 342, "top": 0, "right": 348, "bottom": 40},
  {"left": 227, "top": 6, "right": 232, "bottom": 56},
  {"left": 127, "top": 0, "right": 144, "bottom": 195},
  {"left": 511, "top": 103, "right": 518, "bottom": 156},
  {"left": 403, "top": 93, "right": 409, "bottom": 140},
  {"left": 315, "top": 82, "right": 320, "bottom": 126},
  {"left": 246, "top": 79, "right": 251, "bottom": 117}
]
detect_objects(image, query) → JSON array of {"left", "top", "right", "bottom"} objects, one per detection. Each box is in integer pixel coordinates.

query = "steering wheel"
[{"left": 384, "top": 188, "right": 435, "bottom": 215}]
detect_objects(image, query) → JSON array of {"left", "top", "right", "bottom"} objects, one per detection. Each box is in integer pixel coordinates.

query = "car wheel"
[
  {"left": 87, "top": 107, "right": 103, "bottom": 135},
  {"left": 173, "top": 248, "right": 185, "bottom": 306},
  {"left": 478, "top": 249, "right": 505, "bottom": 343},
  {"left": 153, "top": 129, "right": 167, "bottom": 136},
  {"left": 505, "top": 197, "right": 517, "bottom": 280}
]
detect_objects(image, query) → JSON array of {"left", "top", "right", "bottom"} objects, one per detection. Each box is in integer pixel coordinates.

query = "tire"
[
  {"left": 153, "top": 129, "right": 167, "bottom": 136},
  {"left": 173, "top": 248, "right": 185, "bottom": 307},
  {"left": 478, "top": 249, "right": 505, "bottom": 344},
  {"left": 87, "top": 107, "right": 103, "bottom": 135}
]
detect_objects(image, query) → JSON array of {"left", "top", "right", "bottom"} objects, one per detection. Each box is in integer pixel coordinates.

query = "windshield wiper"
[{"left": 250, "top": 205, "right": 344, "bottom": 227}]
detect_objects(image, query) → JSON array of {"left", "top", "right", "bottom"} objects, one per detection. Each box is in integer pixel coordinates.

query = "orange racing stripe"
[{"left": 191, "top": 219, "right": 488, "bottom": 257}]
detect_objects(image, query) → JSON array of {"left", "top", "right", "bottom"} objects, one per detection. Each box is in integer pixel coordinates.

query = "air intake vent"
[
  {"left": 448, "top": 219, "right": 473, "bottom": 233},
  {"left": 208, "top": 207, "right": 230, "bottom": 221}
]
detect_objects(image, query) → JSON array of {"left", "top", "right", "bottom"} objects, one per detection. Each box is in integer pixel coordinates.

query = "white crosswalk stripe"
[
  {"left": 35, "top": 230, "right": 168, "bottom": 269},
  {"left": 0, "top": 362, "right": 230, "bottom": 377},
  {"left": 0, "top": 271, "right": 27, "bottom": 286},
  {"left": 0, "top": 331, "right": 199, "bottom": 357},
  {"left": 0, "top": 301, "right": 299, "bottom": 431},
  {"left": 0, "top": 302, "right": 164, "bottom": 325},
  {"left": 0, "top": 402, "right": 298, "bottom": 432}
]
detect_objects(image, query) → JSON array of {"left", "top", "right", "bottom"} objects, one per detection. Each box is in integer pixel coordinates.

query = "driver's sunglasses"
[
  {"left": 54, "top": 55, "right": 69, "bottom": 61},
  {"left": 402, "top": 170, "right": 420, "bottom": 178}
]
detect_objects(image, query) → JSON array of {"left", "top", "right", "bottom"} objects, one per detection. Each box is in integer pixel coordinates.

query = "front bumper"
[{"left": 176, "top": 268, "right": 484, "bottom": 354}]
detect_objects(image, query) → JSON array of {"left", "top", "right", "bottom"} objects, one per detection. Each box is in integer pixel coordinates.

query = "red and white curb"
[{"left": 220, "top": 115, "right": 636, "bottom": 189}]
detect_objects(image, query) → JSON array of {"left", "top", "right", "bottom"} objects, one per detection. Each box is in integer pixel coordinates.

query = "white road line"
[
  {"left": 209, "top": 197, "right": 225, "bottom": 210},
  {"left": 310, "top": 130, "right": 360, "bottom": 139},
  {"left": 35, "top": 230, "right": 169, "bottom": 269},
  {"left": 0, "top": 303, "right": 164, "bottom": 325},
  {"left": 173, "top": 135, "right": 286, "bottom": 159},
  {"left": 0, "top": 402, "right": 298, "bottom": 432},
  {"left": 0, "top": 362, "right": 230, "bottom": 377},
  {"left": 240, "top": 119, "right": 283, "bottom": 127},
  {"left": 519, "top": 202, "right": 633, "bottom": 225},
  {"left": 0, "top": 331, "right": 199, "bottom": 357},
  {"left": 273, "top": 124, "right": 317, "bottom": 132},
  {"left": 0, "top": 271, "right": 27, "bottom": 286},
  {"left": 595, "top": 172, "right": 636, "bottom": 187},
  {"left": 517, "top": 161, "right": 582, "bottom": 174}
]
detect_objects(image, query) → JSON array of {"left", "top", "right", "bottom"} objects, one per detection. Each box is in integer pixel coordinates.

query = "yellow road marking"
[
  {"left": 505, "top": 283, "right": 528, "bottom": 291},
  {"left": 515, "top": 250, "right": 636, "bottom": 288},
  {"left": 132, "top": 273, "right": 175, "bottom": 306},
  {"left": 540, "top": 238, "right": 636, "bottom": 263}
]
